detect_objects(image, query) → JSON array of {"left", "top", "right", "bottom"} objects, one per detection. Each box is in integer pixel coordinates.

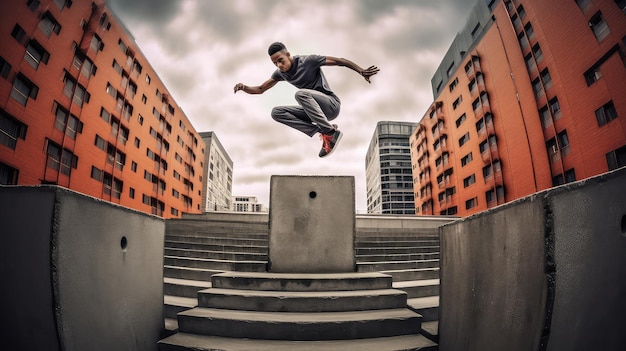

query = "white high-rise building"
[{"left": 200, "top": 132, "right": 233, "bottom": 212}]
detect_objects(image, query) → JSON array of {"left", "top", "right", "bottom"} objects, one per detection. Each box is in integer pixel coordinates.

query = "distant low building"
[
  {"left": 233, "top": 196, "right": 267, "bottom": 213},
  {"left": 200, "top": 132, "right": 233, "bottom": 212}
]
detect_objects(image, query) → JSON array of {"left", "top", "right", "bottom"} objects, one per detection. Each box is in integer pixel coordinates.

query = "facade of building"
[
  {"left": 366, "top": 121, "right": 417, "bottom": 214},
  {"left": 200, "top": 131, "right": 233, "bottom": 212},
  {"left": 0, "top": 0, "right": 205, "bottom": 218},
  {"left": 411, "top": 0, "right": 626, "bottom": 216},
  {"left": 232, "top": 196, "right": 267, "bottom": 213}
]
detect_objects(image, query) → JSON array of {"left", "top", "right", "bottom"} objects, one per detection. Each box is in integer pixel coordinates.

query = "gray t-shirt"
[{"left": 271, "top": 54, "right": 338, "bottom": 99}]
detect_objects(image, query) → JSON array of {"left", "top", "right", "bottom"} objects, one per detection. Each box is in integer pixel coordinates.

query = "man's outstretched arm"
[
  {"left": 233, "top": 78, "right": 278, "bottom": 94},
  {"left": 325, "top": 56, "right": 380, "bottom": 83}
]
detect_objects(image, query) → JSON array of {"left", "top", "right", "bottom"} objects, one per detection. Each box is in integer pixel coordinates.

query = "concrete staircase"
[
  {"left": 161, "top": 213, "right": 442, "bottom": 348},
  {"left": 356, "top": 229, "right": 441, "bottom": 342},
  {"left": 163, "top": 214, "right": 270, "bottom": 328}
]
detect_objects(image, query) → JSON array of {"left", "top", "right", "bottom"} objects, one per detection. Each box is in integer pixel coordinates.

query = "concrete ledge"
[
  {"left": 438, "top": 167, "right": 626, "bottom": 351},
  {"left": 0, "top": 185, "right": 165, "bottom": 351}
]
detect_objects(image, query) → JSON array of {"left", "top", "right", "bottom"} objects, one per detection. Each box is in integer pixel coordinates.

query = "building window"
[
  {"left": 11, "top": 24, "right": 28, "bottom": 45},
  {"left": 0, "top": 109, "right": 27, "bottom": 149},
  {"left": 54, "top": 103, "right": 81, "bottom": 139},
  {"left": 532, "top": 44, "right": 543, "bottom": 64},
  {"left": 63, "top": 72, "right": 88, "bottom": 107},
  {"left": 72, "top": 51, "right": 96, "bottom": 79},
  {"left": 540, "top": 69, "right": 553, "bottom": 90},
  {"left": 449, "top": 77, "right": 458, "bottom": 92},
  {"left": 453, "top": 95, "right": 463, "bottom": 110},
  {"left": 463, "top": 174, "right": 476, "bottom": 188},
  {"left": 27, "top": 0, "right": 40, "bottom": 11},
  {"left": 11, "top": 73, "right": 38, "bottom": 106},
  {"left": 446, "top": 62, "right": 455, "bottom": 78},
  {"left": 459, "top": 132, "right": 470, "bottom": 147},
  {"left": 606, "top": 145, "right": 626, "bottom": 170},
  {"left": 90, "top": 34, "right": 103, "bottom": 52},
  {"left": 539, "top": 106, "right": 552, "bottom": 129},
  {"left": 471, "top": 22, "right": 481, "bottom": 40},
  {"left": 466, "top": 197, "right": 478, "bottom": 210},
  {"left": 584, "top": 67, "right": 603, "bottom": 85},
  {"left": 24, "top": 40, "right": 49, "bottom": 69},
  {"left": 0, "top": 56, "right": 11, "bottom": 79},
  {"left": 576, "top": 0, "right": 592, "bottom": 10},
  {"left": 94, "top": 135, "right": 105, "bottom": 150},
  {"left": 38, "top": 12, "right": 61, "bottom": 37},
  {"left": 483, "top": 163, "right": 493, "bottom": 179},
  {"left": 558, "top": 130, "right": 571, "bottom": 156},
  {"left": 524, "top": 53, "right": 536, "bottom": 72},
  {"left": 549, "top": 97, "right": 561, "bottom": 120},
  {"left": 589, "top": 12, "right": 610, "bottom": 42},
  {"left": 616, "top": 0, "right": 626, "bottom": 13},
  {"left": 512, "top": 14, "right": 522, "bottom": 31},
  {"left": 461, "top": 152, "right": 473, "bottom": 166},
  {"left": 456, "top": 114, "right": 466, "bottom": 128},
  {"left": 518, "top": 31, "right": 529, "bottom": 49},
  {"left": 565, "top": 168, "right": 576, "bottom": 183},
  {"left": 524, "top": 22, "right": 534, "bottom": 40},
  {"left": 46, "top": 141, "right": 77, "bottom": 176},
  {"left": 595, "top": 101, "right": 618, "bottom": 127},
  {"left": 0, "top": 162, "right": 19, "bottom": 185},
  {"left": 53, "top": 0, "right": 71, "bottom": 10},
  {"left": 129, "top": 187, "right": 135, "bottom": 199},
  {"left": 131, "top": 161, "right": 137, "bottom": 172},
  {"left": 532, "top": 77, "right": 543, "bottom": 97},
  {"left": 517, "top": 5, "right": 526, "bottom": 19}
]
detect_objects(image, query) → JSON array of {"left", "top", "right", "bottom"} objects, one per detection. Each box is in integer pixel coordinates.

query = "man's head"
[{"left": 268, "top": 42, "right": 293, "bottom": 72}]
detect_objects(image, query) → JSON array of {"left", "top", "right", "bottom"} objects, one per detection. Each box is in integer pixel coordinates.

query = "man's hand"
[
  {"left": 361, "top": 65, "right": 380, "bottom": 83},
  {"left": 233, "top": 83, "right": 246, "bottom": 94}
]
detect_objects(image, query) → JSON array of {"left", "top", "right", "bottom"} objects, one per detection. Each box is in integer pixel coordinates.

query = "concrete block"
[
  {"left": 0, "top": 186, "right": 165, "bottom": 351},
  {"left": 268, "top": 176, "right": 356, "bottom": 273}
]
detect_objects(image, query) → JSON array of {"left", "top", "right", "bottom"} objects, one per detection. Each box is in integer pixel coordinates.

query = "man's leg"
[
  {"left": 271, "top": 105, "right": 320, "bottom": 137},
  {"left": 294, "top": 89, "right": 340, "bottom": 135}
]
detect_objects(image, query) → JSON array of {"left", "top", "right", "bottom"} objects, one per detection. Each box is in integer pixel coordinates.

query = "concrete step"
[
  {"left": 165, "top": 248, "right": 268, "bottom": 261},
  {"left": 211, "top": 272, "right": 393, "bottom": 292},
  {"left": 420, "top": 321, "right": 439, "bottom": 343},
  {"left": 197, "top": 288, "right": 407, "bottom": 312},
  {"left": 158, "top": 332, "right": 438, "bottom": 351},
  {"left": 166, "top": 230, "right": 268, "bottom": 240},
  {"left": 381, "top": 268, "right": 440, "bottom": 282},
  {"left": 164, "top": 295, "right": 197, "bottom": 319},
  {"left": 394, "top": 280, "right": 440, "bottom": 299},
  {"left": 355, "top": 240, "right": 439, "bottom": 248},
  {"left": 356, "top": 252, "right": 440, "bottom": 262},
  {"left": 355, "top": 234, "right": 438, "bottom": 241},
  {"left": 165, "top": 240, "right": 268, "bottom": 254},
  {"left": 408, "top": 296, "right": 439, "bottom": 322},
  {"left": 357, "top": 259, "right": 440, "bottom": 272},
  {"left": 165, "top": 235, "right": 268, "bottom": 246},
  {"left": 177, "top": 307, "right": 422, "bottom": 340},
  {"left": 164, "top": 256, "right": 267, "bottom": 272},
  {"left": 356, "top": 246, "right": 440, "bottom": 255},
  {"left": 164, "top": 265, "right": 224, "bottom": 281},
  {"left": 164, "top": 277, "right": 212, "bottom": 298}
]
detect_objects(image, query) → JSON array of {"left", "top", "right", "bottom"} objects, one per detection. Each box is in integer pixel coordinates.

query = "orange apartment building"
[
  {"left": 0, "top": 0, "right": 205, "bottom": 218},
  {"left": 411, "top": 0, "right": 626, "bottom": 216}
]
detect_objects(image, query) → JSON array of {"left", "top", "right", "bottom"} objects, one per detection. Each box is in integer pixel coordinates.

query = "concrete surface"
[
  {"left": 438, "top": 167, "right": 626, "bottom": 351},
  {"left": 268, "top": 176, "right": 356, "bottom": 273},
  {"left": 0, "top": 186, "right": 165, "bottom": 351}
]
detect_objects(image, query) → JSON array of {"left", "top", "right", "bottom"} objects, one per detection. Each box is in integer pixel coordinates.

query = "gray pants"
[{"left": 271, "top": 89, "right": 341, "bottom": 137}]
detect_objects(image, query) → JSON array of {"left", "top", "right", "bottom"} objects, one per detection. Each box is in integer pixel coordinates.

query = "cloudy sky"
[{"left": 107, "top": 0, "right": 475, "bottom": 211}]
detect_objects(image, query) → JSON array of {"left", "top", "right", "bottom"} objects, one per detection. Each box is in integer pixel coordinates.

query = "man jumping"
[{"left": 234, "top": 42, "right": 379, "bottom": 157}]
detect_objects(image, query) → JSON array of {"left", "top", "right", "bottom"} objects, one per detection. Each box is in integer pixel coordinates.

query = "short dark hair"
[{"left": 268, "top": 42, "right": 286, "bottom": 56}]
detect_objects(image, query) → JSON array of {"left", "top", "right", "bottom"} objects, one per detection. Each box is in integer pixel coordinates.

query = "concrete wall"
[
  {"left": 439, "top": 167, "right": 626, "bottom": 351},
  {"left": 0, "top": 186, "right": 165, "bottom": 351}
]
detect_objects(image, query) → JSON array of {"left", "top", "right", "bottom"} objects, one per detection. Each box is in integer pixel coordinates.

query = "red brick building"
[
  {"left": 411, "top": 0, "right": 626, "bottom": 216},
  {"left": 0, "top": 0, "right": 204, "bottom": 218}
]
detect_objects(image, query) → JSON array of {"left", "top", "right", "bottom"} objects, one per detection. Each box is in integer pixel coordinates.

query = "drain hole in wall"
[
  {"left": 622, "top": 215, "right": 626, "bottom": 237},
  {"left": 121, "top": 236, "right": 128, "bottom": 251},
  {"left": 309, "top": 191, "right": 317, "bottom": 199}
]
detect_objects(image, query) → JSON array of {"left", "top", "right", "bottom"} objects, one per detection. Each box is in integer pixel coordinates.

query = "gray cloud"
[{"left": 107, "top": 0, "right": 478, "bottom": 209}]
